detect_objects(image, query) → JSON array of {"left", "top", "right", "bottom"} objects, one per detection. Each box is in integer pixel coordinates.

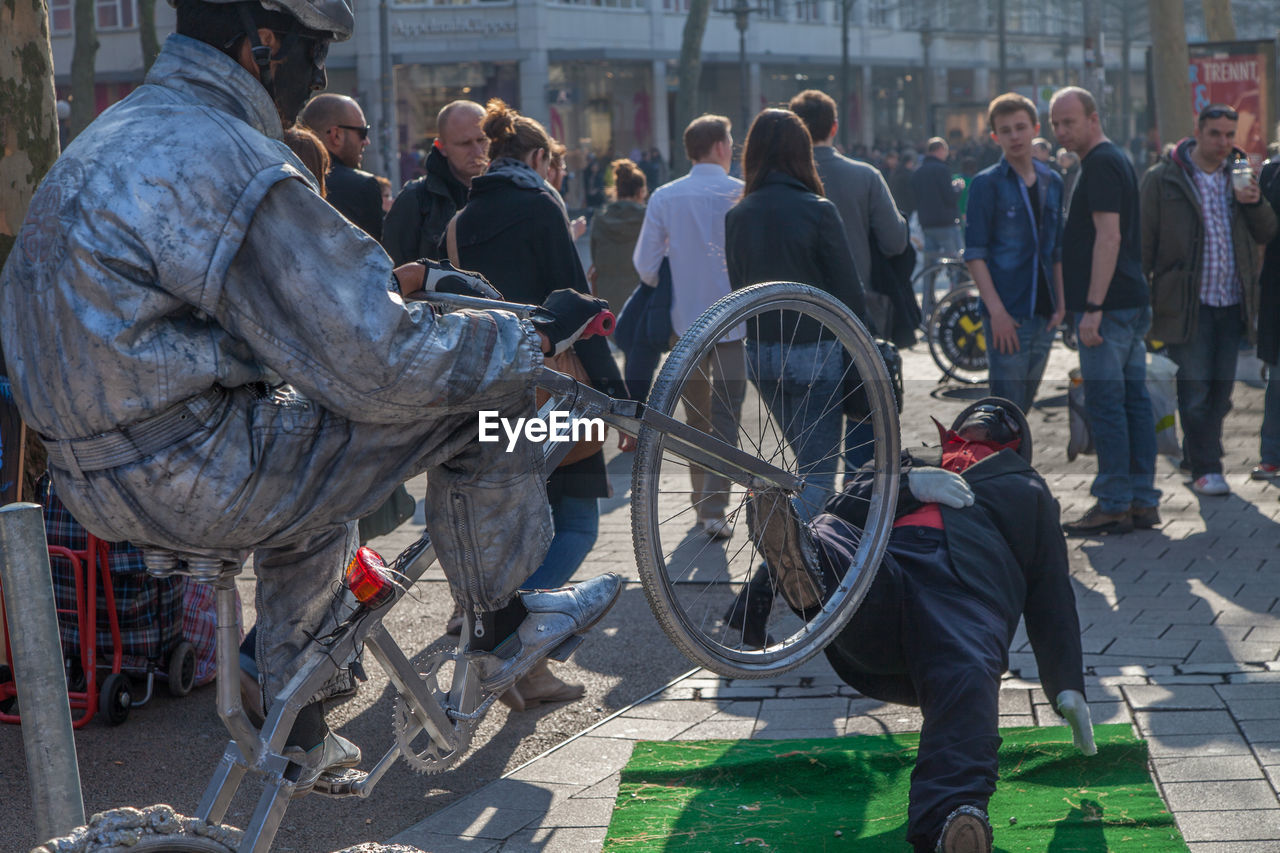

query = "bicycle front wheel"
[
  {"left": 631, "top": 282, "right": 900, "bottom": 678},
  {"left": 927, "top": 284, "right": 988, "bottom": 384}
]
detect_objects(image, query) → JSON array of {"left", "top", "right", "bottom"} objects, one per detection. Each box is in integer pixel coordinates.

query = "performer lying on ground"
[{"left": 745, "top": 397, "right": 1095, "bottom": 853}]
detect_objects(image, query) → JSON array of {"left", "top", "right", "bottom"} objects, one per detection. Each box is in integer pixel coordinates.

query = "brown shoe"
[
  {"left": 514, "top": 658, "right": 585, "bottom": 708},
  {"left": 935, "top": 806, "right": 992, "bottom": 853},
  {"left": 1130, "top": 503, "right": 1161, "bottom": 529},
  {"left": 1062, "top": 505, "right": 1134, "bottom": 536}
]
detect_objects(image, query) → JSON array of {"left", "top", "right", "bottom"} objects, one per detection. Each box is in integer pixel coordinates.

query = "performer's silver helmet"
[{"left": 176, "top": 0, "right": 353, "bottom": 40}]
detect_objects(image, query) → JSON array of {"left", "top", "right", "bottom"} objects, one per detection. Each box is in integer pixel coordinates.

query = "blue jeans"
[
  {"left": 521, "top": 495, "right": 599, "bottom": 590},
  {"left": 982, "top": 315, "right": 1055, "bottom": 414},
  {"left": 748, "top": 339, "right": 854, "bottom": 521},
  {"left": 1262, "top": 363, "right": 1280, "bottom": 467},
  {"left": 1076, "top": 306, "right": 1161, "bottom": 512},
  {"left": 1165, "top": 304, "right": 1244, "bottom": 478},
  {"left": 922, "top": 224, "right": 964, "bottom": 306}
]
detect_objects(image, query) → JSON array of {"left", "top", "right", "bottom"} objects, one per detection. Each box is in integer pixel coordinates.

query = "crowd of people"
[{"left": 1, "top": 0, "right": 1278, "bottom": 847}]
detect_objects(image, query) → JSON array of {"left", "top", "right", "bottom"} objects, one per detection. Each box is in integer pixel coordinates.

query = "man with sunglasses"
[
  {"left": 748, "top": 397, "right": 1092, "bottom": 853},
  {"left": 1, "top": 0, "right": 621, "bottom": 797},
  {"left": 1140, "top": 103, "right": 1277, "bottom": 497},
  {"left": 300, "top": 92, "right": 385, "bottom": 239}
]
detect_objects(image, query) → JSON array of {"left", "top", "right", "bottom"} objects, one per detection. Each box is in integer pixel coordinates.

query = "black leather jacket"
[{"left": 725, "top": 171, "right": 869, "bottom": 342}]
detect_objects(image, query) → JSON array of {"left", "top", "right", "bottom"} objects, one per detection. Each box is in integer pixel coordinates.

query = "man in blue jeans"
[
  {"left": 966, "top": 92, "right": 1066, "bottom": 413},
  {"left": 1050, "top": 86, "right": 1160, "bottom": 534},
  {"left": 913, "top": 138, "right": 965, "bottom": 309}
]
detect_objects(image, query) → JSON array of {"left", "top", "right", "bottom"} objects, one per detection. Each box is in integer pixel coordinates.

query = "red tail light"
[{"left": 345, "top": 546, "right": 394, "bottom": 608}]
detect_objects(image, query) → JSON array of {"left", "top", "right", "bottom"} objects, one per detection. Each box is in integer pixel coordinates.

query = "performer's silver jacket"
[{"left": 0, "top": 35, "right": 552, "bottom": 692}]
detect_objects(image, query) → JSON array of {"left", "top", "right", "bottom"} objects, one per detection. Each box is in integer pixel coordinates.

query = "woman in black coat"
[
  {"left": 452, "top": 100, "right": 632, "bottom": 708},
  {"left": 725, "top": 108, "right": 872, "bottom": 521},
  {"left": 1255, "top": 159, "right": 1280, "bottom": 479}
]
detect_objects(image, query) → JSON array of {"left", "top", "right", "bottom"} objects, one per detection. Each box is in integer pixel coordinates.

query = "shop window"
[
  {"left": 96, "top": 0, "right": 136, "bottom": 30},
  {"left": 553, "top": 0, "right": 646, "bottom": 7},
  {"left": 663, "top": 0, "right": 690, "bottom": 9},
  {"left": 866, "top": 0, "right": 893, "bottom": 27},
  {"left": 50, "top": 0, "right": 72, "bottom": 34},
  {"left": 793, "top": 0, "right": 820, "bottom": 21}
]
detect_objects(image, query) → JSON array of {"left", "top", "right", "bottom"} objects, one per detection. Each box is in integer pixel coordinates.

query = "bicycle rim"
[{"left": 631, "top": 282, "right": 900, "bottom": 678}]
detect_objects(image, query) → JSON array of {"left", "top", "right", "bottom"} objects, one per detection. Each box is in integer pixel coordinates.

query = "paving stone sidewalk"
[{"left": 392, "top": 342, "right": 1280, "bottom": 852}]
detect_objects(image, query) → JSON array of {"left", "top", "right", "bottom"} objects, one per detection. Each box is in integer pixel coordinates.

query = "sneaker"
[
  {"left": 935, "top": 805, "right": 992, "bottom": 853},
  {"left": 284, "top": 731, "right": 361, "bottom": 797},
  {"left": 1251, "top": 463, "right": 1280, "bottom": 481},
  {"left": 1130, "top": 503, "right": 1161, "bottom": 530},
  {"left": 1062, "top": 505, "right": 1133, "bottom": 536},
  {"left": 701, "top": 517, "right": 735, "bottom": 540},
  {"left": 466, "top": 573, "right": 621, "bottom": 696},
  {"left": 1192, "top": 473, "right": 1230, "bottom": 496},
  {"left": 445, "top": 603, "right": 465, "bottom": 636},
  {"left": 744, "top": 489, "right": 824, "bottom": 611}
]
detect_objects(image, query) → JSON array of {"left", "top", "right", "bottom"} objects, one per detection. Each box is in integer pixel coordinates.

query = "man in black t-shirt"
[{"left": 1049, "top": 86, "right": 1160, "bottom": 535}]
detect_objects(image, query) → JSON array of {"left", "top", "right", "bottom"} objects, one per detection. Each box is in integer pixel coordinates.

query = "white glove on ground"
[
  {"left": 1056, "top": 689, "right": 1097, "bottom": 756},
  {"left": 907, "top": 467, "right": 974, "bottom": 508}
]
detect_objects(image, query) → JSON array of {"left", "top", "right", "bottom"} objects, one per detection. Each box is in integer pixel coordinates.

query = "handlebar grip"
[{"left": 583, "top": 310, "right": 615, "bottom": 339}]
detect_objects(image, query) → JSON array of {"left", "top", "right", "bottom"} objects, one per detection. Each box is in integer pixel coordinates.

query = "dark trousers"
[
  {"left": 1166, "top": 303, "right": 1244, "bottom": 478},
  {"left": 818, "top": 524, "right": 1005, "bottom": 852}
]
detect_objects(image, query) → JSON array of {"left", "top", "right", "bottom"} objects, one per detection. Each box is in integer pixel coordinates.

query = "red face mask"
[{"left": 932, "top": 417, "right": 1021, "bottom": 473}]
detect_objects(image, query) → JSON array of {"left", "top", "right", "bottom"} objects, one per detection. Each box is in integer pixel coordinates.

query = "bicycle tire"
[
  {"left": 913, "top": 259, "right": 972, "bottom": 326},
  {"left": 33, "top": 804, "right": 241, "bottom": 852},
  {"left": 631, "top": 282, "right": 900, "bottom": 678},
  {"left": 927, "top": 284, "right": 988, "bottom": 384}
]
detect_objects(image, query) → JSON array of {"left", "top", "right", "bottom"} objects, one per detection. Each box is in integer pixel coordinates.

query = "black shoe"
[
  {"left": 1130, "top": 503, "right": 1161, "bottom": 529},
  {"left": 723, "top": 569, "right": 775, "bottom": 649},
  {"left": 935, "top": 805, "right": 992, "bottom": 853},
  {"left": 1062, "top": 505, "right": 1134, "bottom": 536}
]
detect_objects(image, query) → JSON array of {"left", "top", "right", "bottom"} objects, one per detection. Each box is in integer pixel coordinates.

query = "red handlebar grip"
[{"left": 584, "top": 310, "right": 616, "bottom": 339}]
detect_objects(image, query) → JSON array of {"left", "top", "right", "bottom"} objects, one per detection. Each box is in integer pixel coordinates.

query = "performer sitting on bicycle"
[
  {"left": 0, "top": 0, "right": 620, "bottom": 794},
  {"left": 746, "top": 397, "right": 1094, "bottom": 853}
]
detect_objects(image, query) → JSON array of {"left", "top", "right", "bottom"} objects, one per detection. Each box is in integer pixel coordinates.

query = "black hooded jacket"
[{"left": 381, "top": 146, "right": 470, "bottom": 264}]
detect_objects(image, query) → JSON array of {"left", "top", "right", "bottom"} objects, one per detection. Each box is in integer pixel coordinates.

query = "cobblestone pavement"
[{"left": 391, "top": 340, "right": 1280, "bottom": 853}]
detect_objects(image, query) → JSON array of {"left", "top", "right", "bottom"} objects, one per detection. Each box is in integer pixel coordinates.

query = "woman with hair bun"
[
  {"left": 589, "top": 158, "right": 648, "bottom": 313},
  {"left": 452, "top": 99, "right": 633, "bottom": 712}
]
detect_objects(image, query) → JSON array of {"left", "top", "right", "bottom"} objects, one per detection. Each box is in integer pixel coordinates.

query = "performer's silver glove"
[
  {"left": 907, "top": 467, "right": 974, "bottom": 508},
  {"left": 1056, "top": 689, "right": 1097, "bottom": 756}
]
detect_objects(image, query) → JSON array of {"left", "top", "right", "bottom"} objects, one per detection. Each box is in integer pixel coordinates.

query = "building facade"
[{"left": 47, "top": 0, "right": 1151, "bottom": 188}]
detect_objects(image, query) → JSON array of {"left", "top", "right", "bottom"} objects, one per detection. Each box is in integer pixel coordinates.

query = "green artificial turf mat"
[{"left": 603, "top": 724, "right": 1187, "bottom": 852}]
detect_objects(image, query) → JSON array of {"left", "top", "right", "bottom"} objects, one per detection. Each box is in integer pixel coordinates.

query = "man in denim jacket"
[{"left": 965, "top": 93, "right": 1066, "bottom": 414}]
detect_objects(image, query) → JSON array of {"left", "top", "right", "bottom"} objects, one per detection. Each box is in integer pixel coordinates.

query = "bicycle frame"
[{"left": 190, "top": 292, "right": 805, "bottom": 852}]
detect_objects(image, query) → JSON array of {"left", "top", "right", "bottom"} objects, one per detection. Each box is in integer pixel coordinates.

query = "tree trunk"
[
  {"left": 1201, "top": 0, "right": 1235, "bottom": 42},
  {"left": 673, "top": 0, "right": 712, "bottom": 175},
  {"left": 1, "top": 0, "right": 61, "bottom": 268},
  {"left": 139, "top": 0, "right": 160, "bottom": 72},
  {"left": 1146, "top": 0, "right": 1192, "bottom": 149},
  {"left": 70, "top": 0, "right": 98, "bottom": 138}
]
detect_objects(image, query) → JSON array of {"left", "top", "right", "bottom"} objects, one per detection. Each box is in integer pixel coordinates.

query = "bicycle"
[
  {"left": 35, "top": 282, "right": 902, "bottom": 853},
  {"left": 913, "top": 256, "right": 973, "bottom": 325}
]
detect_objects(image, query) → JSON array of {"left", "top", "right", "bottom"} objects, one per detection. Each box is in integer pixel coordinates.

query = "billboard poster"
[{"left": 1188, "top": 40, "right": 1277, "bottom": 167}]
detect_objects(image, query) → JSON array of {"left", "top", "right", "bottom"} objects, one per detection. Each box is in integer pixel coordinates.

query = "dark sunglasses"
[
  {"left": 1200, "top": 106, "right": 1238, "bottom": 122},
  {"left": 338, "top": 123, "right": 371, "bottom": 140},
  {"left": 970, "top": 404, "right": 1022, "bottom": 437}
]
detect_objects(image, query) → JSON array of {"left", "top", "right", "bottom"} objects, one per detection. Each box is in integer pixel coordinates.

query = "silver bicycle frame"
[{"left": 192, "top": 292, "right": 802, "bottom": 852}]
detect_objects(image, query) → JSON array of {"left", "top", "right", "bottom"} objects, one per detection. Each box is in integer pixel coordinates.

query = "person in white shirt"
[{"left": 633, "top": 115, "right": 746, "bottom": 539}]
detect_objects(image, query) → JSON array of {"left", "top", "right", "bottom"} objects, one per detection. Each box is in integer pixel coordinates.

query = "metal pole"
[
  {"left": 378, "top": 0, "right": 397, "bottom": 188},
  {"left": 738, "top": 20, "right": 749, "bottom": 136},
  {"left": 0, "top": 503, "right": 84, "bottom": 842},
  {"left": 997, "top": 0, "right": 1008, "bottom": 92},
  {"left": 840, "top": 0, "right": 850, "bottom": 150}
]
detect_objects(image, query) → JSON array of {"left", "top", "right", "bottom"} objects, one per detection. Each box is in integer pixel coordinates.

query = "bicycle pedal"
[
  {"left": 310, "top": 768, "right": 368, "bottom": 798},
  {"left": 548, "top": 634, "right": 584, "bottom": 662}
]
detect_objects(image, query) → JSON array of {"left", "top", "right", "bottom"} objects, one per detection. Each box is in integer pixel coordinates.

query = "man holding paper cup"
[{"left": 1139, "top": 103, "right": 1277, "bottom": 496}]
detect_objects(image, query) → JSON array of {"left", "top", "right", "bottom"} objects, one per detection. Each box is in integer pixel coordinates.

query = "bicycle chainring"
[{"left": 391, "top": 642, "right": 479, "bottom": 775}]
